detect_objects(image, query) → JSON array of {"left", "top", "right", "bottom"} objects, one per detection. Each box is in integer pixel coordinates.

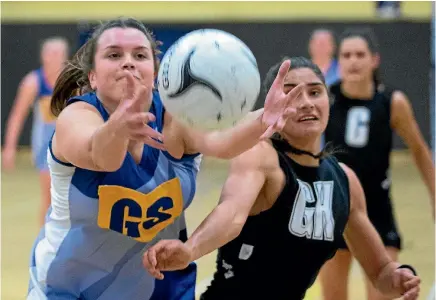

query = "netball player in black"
[
  {"left": 142, "top": 57, "right": 421, "bottom": 300},
  {"left": 320, "top": 28, "right": 434, "bottom": 300}
]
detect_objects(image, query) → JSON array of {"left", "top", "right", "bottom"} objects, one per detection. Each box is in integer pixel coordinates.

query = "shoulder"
[
  {"left": 338, "top": 162, "right": 356, "bottom": 182},
  {"left": 391, "top": 89, "right": 409, "bottom": 106},
  {"left": 230, "top": 139, "right": 277, "bottom": 173},
  {"left": 20, "top": 71, "right": 39, "bottom": 89},
  {"left": 57, "top": 95, "right": 104, "bottom": 126},
  {"left": 390, "top": 89, "right": 414, "bottom": 126}
]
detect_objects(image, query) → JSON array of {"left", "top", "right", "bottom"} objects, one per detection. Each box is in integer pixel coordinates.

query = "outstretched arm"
[
  {"left": 186, "top": 143, "right": 268, "bottom": 260},
  {"left": 54, "top": 72, "right": 162, "bottom": 171},
  {"left": 163, "top": 59, "right": 302, "bottom": 160},
  {"left": 143, "top": 142, "right": 272, "bottom": 278},
  {"left": 341, "top": 163, "right": 421, "bottom": 300},
  {"left": 391, "top": 91, "right": 435, "bottom": 218}
]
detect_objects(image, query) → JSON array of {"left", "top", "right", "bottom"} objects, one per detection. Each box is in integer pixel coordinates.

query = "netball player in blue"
[
  {"left": 308, "top": 29, "right": 340, "bottom": 87},
  {"left": 27, "top": 17, "right": 300, "bottom": 300},
  {"left": 3, "top": 37, "right": 69, "bottom": 226}
]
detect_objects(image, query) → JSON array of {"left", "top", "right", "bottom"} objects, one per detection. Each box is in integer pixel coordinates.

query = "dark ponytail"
[{"left": 51, "top": 43, "right": 92, "bottom": 116}]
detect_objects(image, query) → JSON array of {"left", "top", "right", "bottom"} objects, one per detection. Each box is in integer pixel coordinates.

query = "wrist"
[
  {"left": 106, "top": 112, "right": 128, "bottom": 138},
  {"left": 256, "top": 110, "right": 268, "bottom": 133},
  {"left": 185, "top": 239, "right": 198, "bottom": 262},
  {"left": 397, "top": 264, "right": 417, "bottom": 276}
]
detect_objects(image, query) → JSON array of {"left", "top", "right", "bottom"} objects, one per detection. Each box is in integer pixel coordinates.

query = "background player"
[
  {"left": 2, "top": 37, "right": 69, "bottom": 226},
  {"left": 320, "top": 27, "right": 435, "bottom": 300},
  {"left": 142, "top": 57, "right": 421, "bottom": 300},
  {"left": 28, "top": 17, "right": 299, "bottom": 299},
  {"left": 308, "top": 29, "right": 340, "bottom": 86}
]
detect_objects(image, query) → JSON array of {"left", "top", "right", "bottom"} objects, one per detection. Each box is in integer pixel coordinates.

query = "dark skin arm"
[
  {"left": 142, "top": 141, "right": 279, "bottom": 279},
  {"left": 390, "top": 91, "right": 435, "bottom": 218},
  {"left": 341, "top": 163, "right": 421, "bottom": 299}
]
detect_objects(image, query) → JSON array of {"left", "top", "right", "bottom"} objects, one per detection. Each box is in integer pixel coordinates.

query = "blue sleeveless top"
[
  {"left": 28, "top": 91, "right": 202, "bottom": 299},
  {"left": 31, "top": 68, "right": 56, "bottom": 170}
]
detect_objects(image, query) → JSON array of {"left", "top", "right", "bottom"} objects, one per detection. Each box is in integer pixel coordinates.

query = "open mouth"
[{"left": 298, "top": 115, "right": 319, "bottom": 122}]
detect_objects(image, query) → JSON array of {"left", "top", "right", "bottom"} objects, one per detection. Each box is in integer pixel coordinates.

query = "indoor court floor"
[{"left": 2, "top": 150, "right": 434, "bottom": 300}]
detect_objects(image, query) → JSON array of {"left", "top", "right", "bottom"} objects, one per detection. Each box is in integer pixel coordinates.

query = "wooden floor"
[{"left": 2, "top": 150, "right": 434, "bottom": 299}]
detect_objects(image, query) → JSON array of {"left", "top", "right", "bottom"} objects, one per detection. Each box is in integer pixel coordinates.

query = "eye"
[
  {"left": 310, "top": 89, "right": 321, "bottom": 97},
  {"left": 356, "top": 51, "right": 366, "bottom": 59},
  {"left": 108, "top": 53, "right": 121, "bottom": 59},
  {"left": 341, "top": 52, "right": 350, "bottom": 59},
  {"left": 136, "top": 53, "right": 148, "bottom": 60}
]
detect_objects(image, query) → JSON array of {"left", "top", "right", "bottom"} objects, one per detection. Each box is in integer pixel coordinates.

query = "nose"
[
  {"left": 122, "top": 54, "right": 135, "bottom": 70},
  {"left": 298, "top": 92, "right": 315, "bottom": 111}
]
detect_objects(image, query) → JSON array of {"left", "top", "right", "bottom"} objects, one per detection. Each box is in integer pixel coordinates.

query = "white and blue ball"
[{"left": 157, "top": 29, "right": 261, "bottom": 130}]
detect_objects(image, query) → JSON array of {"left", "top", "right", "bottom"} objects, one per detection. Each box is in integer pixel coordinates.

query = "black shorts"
[{"left": 338, "top": 195, "right": 402, "bottom": 250}]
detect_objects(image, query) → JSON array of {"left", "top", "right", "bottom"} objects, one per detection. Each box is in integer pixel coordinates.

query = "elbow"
[
  {"left": 228, "top": 215, "right": 245, "bottom": 241},
  {"left": 90, "top": 143, "right": 124, "bottom": 172},
  {"left": 200, "top": 132, "right": 237, "bottom": 159},
  {"left": 101, "top": 162, "right": 123, "bottom": 172},
  {"left": 92, "top": 153, "right": 124, "bottom": 172},
  {"left": 216, "top": 148, "right": 237, "bottom": 160}
]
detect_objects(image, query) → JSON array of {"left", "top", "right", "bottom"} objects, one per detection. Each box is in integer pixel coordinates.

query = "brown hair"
[{"left": 51, "top": 17, "right": 162, "bottom": 116}]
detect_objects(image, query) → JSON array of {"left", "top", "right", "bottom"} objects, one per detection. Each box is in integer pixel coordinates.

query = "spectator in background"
[
  {"left": 308, "top": 29, "right": 340, "bottom": 87},
  {"left": 376, "top": 1, "right": 401, "bottom": 19},
  {"left": 2, "top": 37, "right": 69, "bottom": 226}
]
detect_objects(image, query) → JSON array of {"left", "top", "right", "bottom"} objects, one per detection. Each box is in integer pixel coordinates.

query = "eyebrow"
[
  {"left": 104, "top": 45, "right": 150, "bottom": 50},
  {"left": 284, "top": 82, "right": 323, "bottom": 88}
]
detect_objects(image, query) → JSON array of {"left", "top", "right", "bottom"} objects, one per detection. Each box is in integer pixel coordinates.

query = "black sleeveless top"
[
  {"left": 324, "top": 82, "right": 394, "bottom": 218},
  {"left": 201, "top": 139, "right": 351, "bottom": 300}
]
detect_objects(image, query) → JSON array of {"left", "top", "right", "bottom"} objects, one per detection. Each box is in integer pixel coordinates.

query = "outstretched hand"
[
  {"left": 142, "top": 239, "right": 193, "bottom": 280},
  {"left": 112, "top": 71, "right": 165, "bottom": 150},
  {"left": 261, "top": 59, "right": 304, "bottom": 139}
]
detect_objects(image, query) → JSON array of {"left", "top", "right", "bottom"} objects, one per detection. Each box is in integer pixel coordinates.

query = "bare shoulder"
[
  {"left": 390, "top": 90, "right": 413, "bottom": 120},
  {"left": 55, "top": 101, "right": 105, "bottom": 142},
  {"left": 231, "top": 139, "right": 277, "bottom": 172},
  {"left": 57, "top": 101, "right": 103, "bottom": 123},
  {"left": 18, "top": 71, "right": 39, "bottom": 91}
]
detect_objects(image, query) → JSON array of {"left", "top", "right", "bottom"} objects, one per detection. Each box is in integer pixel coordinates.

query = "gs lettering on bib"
[
  {"left": 97, "top": 177, "right": 183, "bottom": 243},
  {"left": 38, "top": 96, "right": 56, "bottom": 123}
]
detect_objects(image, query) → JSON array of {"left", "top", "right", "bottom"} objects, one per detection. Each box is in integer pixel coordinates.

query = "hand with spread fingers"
[
  {"left": 260, "top": 59, "right": 303, "bottom": 139},
  {"left": 111, "top": 71, "right": 165, "bottom": 150}
]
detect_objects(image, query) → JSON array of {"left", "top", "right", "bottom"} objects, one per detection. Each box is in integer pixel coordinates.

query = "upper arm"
[
  {"left": 161, "top": 111, "right": 188, "bottom": 159},
  {"left": 172, "top": 109, "right": 265, "bottom": 156},
  {"left": 10, "top": 72, "right": 38, "bottom": 116},
  {"left": 390, "top": 90, "right": 429, "bottom": 152},
  {"left": 53, "top": 102, "right": 105, "bottom": 170},
  {"left": 341, "top": 163, "right": 391, "bottom": 283},
  {"left": 218, "top": 141, "right": 269, "bottom": 223}
]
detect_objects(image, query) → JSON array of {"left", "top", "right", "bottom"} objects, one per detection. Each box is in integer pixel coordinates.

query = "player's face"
[
  {"left": 282, "top": 68, "right": 329, "bottom": 139},
  {"left": 41, "top": 42, "right": 68, "bottom": 75},
  {"left": 309, "top": 32, "right": 335, "bottom": 60},
  {"left": 339, "top": 37, "right": 379, "bottom": 83},
  {"left": 89, "top": 27, "right": 155, "bottom": 104}
]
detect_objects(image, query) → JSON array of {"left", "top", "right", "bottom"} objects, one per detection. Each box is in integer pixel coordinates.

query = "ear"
[
  {"left": 372, "top": 53, "right": 381, "bottom": 70},
  {"left": 88, "top": 70, "right": 97, "bottom": 90}
]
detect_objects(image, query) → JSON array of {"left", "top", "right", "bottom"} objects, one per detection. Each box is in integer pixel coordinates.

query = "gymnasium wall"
[{"left": 1, "top": 1, "right": 433, "bottom": 150}]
